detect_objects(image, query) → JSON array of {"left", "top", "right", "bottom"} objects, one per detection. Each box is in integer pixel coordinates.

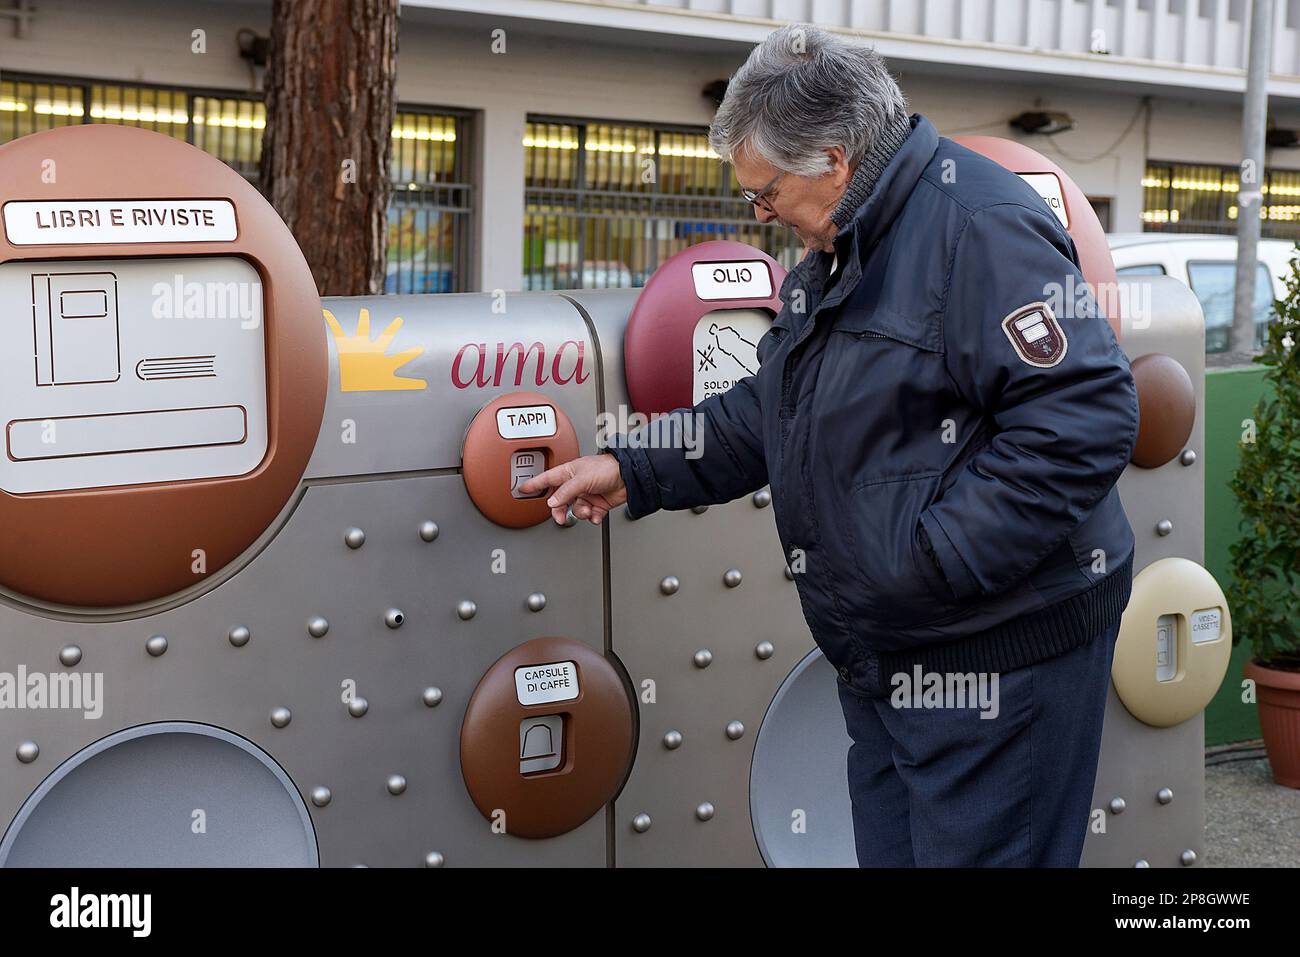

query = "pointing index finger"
[{"left": 516, "top": 462, "right": 571, "bottom": 497}]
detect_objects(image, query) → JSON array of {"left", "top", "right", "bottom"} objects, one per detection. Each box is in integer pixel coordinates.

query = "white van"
[{"left": 1107, "top": 234, "right": 1297, "bottom": 353}]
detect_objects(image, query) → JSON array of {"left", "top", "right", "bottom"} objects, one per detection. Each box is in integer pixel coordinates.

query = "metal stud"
[
  {"left": 1180, "top": 849, "right": 1197, "bottom": 866},
  {"left": 691, "top": 505, "right": 709, "bottom": 515},
  {"left": 696, "top": 802, "right": 715, "bottom": 822},
  {"left": 419, "top": 520, "right": 440, "bottom": 542},
  {"left": 723, "top": 568, "right": 743, "bottom": 588},
  {"left": 348, "top": 696, "right": 369, "bottom": 718},
  {"left": 526, "top": 592, "right": 547, "bottom": 612},
  {"left": 561, "top": 508, "right": 577, "bottom": 528},
  {"left": 146, "top": 634, "right": 168, "bottom": 657},
  {"left": 310, "top": 786, "right": 332, "bottom": 808},
  {"left": 344, "top": 527, "right": 366, "bottom": 549},
  {"left": 1157, "top": 787, "right": 1173, "bottom": 805},
  {"left": 424, "top": 851, "right": 445, "bottom": 868},
  {"left": 659, "top": 576, "right": 680, "bottom": 596},
  {"left": 387, "top": 774, "right": 407, "bottom": 796},
  {"left": 16, "top": 741, "right": 38, "bottom": 764},
  {"left": 631, "top": 813, "right": 652, "bottom": 833},
  {"left": 384, "top": 608, "right": 405, "bottom": 629},
  {"left": 1180, "top": 449, "right": 1197, "bottom": 467},
  {"left": 693, "top": 649, "right": 713, "bottom": 669},
  {"left": 1155, "top": 519, "right": 1173, "bottom": 537},
  {"left": 270, "top": 707, "right": 292, "bottom": 729},
  {"left": 228, "top": 626, "right": 251, "bottom": 648},
  {"left": 307, "top": 617, "right": 329, "bottom": 638},
  {"left": 1134, "top": 859, "right": 1150, "bottom": 868},
  {"left": 456, "top": 600, "right": 477, "bottom": 620},
  {"left": 58, "top": 645, "right": 82, "bottom": 668},
  {"left": 1109, "top": 797, "right": 1126, "bottom": 815},
  {"left": 422, "top": 687, "right": 443, "bottom": 708},
  {"left": 784, "top": 564, "right": 795, "bottom": 581},
  {"left": 755, "top": 641, "right": 775, "bottom": 660},
  {"left": 662, "top": 730, "right": 683, "bottom": 750},
  {"left": 753, "top": 489, "right": 772, "bottom": 508},
  {"left": 726, "top": 720, "right": 745, "bottom": 741}
]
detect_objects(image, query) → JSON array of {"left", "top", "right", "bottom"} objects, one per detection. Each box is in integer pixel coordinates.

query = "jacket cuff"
[
  {"left": 918, "top": 510, "right": 981, "bottom": 602},
  {"left": 604, "top": 438, "right": 661, "bottom": 520}
]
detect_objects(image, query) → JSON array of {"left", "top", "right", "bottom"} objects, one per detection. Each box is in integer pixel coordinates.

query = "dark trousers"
[{"left": 835, "top": 621, "right": 1119, "bottom": 867}]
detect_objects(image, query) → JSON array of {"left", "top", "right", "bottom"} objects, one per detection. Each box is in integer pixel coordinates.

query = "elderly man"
[{"left": 519, "top": 23, "right": 1138, "bottom": 867}]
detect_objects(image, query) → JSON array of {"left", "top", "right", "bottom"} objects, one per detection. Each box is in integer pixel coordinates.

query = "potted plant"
[{"left": 1230, "top": 243, "right": 1300, "bottom": 788}]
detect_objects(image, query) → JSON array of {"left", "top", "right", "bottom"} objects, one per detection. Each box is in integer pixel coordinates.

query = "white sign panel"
[
  {"left": 496, "top": 404, "right": 557, "bottom": 439},
  {"left": 0, "top": 256, "right": 267, "bottom": 494},
  {"left": 3, "top": 199, "right": 238, "bottom": 246},
  {"left": 691, "top": 260, "right": 772, "bottom": 301},
  {"left": 1190, "top": 607, "right": 1223, "bottom": 644},
  {"left": 693, "top": 308, "right": 771, "bottom": 404},
  {"left": 514, "top": 661, "right": 580, "bottom": 706},
  {"left": 1018, "top": 173, "right": 1070, "bottom": 229}
]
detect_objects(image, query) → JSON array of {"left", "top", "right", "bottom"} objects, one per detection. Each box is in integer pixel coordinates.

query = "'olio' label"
[{"left": 691, "top": 261, "right": 772, "bottom": 301}]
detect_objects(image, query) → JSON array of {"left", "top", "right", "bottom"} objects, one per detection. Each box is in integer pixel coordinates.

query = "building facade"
[{"left": 5, "top": 0, "right": 1300, "bottom": 293}]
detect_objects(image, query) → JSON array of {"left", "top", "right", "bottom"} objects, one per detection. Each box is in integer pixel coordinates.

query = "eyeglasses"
[{"left": 740, "top": 170, "right": 785, "bottom": 211}]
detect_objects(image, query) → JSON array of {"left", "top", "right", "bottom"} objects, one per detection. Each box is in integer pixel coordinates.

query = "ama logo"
[{"left": 451, "top": 340, "right": 590, "bottom": 389}]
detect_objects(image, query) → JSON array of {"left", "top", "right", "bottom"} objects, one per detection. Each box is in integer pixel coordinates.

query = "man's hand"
[{"left": 517, "top": 454, "right": 628, "bottom": 525}]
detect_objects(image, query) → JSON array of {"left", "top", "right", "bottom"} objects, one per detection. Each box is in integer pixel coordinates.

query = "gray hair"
[{"left": 708, "top": 24, "right": 908, "bottom": 176}]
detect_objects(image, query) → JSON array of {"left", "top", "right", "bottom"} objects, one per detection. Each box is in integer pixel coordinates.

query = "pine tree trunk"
[{"left": 260, "top": 0, "right": 399, "bottom": 296}]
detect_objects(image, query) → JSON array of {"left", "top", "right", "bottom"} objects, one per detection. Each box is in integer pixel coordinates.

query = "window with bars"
[
  {"left": 0, "top": 79, "right": 266, "bottom": 178},
  {"left": 1143, "top": 161, "right": 1300, "bottom": 239},
  {"left": 386, "top": 109, "right": 474, "bottom": 294},
  {"left": 524, "top": 116, "right": 801, "bottom": 291},
  {"left": 0, "top": 75, "right": 475, "bottom": 292}
]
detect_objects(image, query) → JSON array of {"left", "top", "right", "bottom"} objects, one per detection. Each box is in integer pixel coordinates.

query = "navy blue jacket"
[{"left": 608, "top": 114, "right": 1138, "bottom": 698}]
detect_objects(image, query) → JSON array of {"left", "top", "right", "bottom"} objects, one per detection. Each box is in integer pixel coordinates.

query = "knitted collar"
[{"left": 829, "top": 112, "right": 915, "bottom": 228}]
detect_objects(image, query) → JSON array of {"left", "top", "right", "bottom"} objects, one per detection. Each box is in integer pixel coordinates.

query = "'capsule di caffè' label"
[{"left": 514, "top": 661, "right": 580, "bottom": 705}]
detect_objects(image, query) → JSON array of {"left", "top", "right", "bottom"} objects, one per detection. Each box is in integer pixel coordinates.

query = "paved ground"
[{"left": 1204, "top": 742, "right": 1300, "bottom": 867}]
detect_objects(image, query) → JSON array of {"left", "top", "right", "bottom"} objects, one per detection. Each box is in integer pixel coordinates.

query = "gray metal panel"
[
  {"left": 568, "top": 288, "right": 820, "bottom": 865},
  {"left": 0, "top": 472, "right": 609, "bottom": 866},
  {"left": 566, "top": 289, "right": 814, "bottom": 865},
  {"left": 1083, "top": 276, "right": 1209, "bottom": 868},
  {"left": 1, "top": 723, "right": 317, "bottom": 867},
  {"left": 1116, "top": 277, "right": 1208, "bottom": 568},
  {"left": 556, "top": 289, "right": 639, "bottom": 416},
  {"left": 608, "top": 497, "right": 815, "bottom": 866},
  {"left": 1081, "top": 699, "right": 1206, "bottom": 868}
]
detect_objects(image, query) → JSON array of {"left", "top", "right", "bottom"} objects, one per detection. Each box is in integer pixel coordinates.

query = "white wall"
[
  {"left": 1, "top": 0, "right": 262, "bottom": 91},
  {"left": 5, "top": 0, "right": 1295, "bottom": 290}
]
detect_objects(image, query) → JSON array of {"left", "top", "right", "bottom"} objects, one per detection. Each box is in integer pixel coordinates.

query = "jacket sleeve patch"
[{"left": 1000, "top": 301, "right": 1068, "bottom": 368}]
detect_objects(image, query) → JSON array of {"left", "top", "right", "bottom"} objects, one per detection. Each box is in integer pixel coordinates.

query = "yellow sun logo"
[{"left": 323, "top": 307, "right": 427, "bottom": 392}]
